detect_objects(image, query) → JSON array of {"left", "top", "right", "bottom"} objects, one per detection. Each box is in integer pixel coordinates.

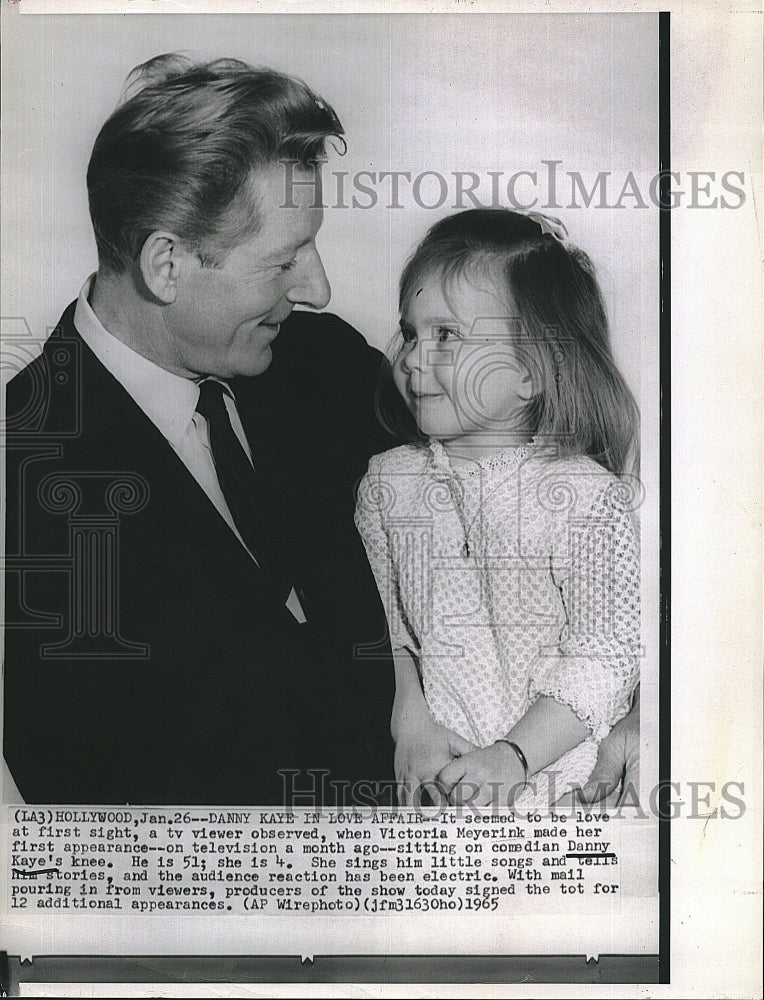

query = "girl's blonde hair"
[{"left": 379, "top": 208, "right": 639, "bottom": 477}]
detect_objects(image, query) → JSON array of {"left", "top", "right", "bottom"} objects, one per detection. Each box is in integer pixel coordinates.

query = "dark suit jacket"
[{"left": 3, "top": 303, "right": 397, "bottom": 804}]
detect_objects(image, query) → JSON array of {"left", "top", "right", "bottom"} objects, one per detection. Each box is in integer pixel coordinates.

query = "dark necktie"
[{"left": 195, "top": 379, "right": 276, "bottom": 581}]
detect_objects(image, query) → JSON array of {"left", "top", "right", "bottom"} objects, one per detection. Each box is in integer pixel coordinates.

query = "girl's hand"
[
  {"left": 390, "top": 647, "right": 475, "bottom": 805},
  {"left": 394, "top": 712, "right": 475, "bottom": 806},
  {"left": 437, "top": 742, "right": 527, "bottom": 807}
]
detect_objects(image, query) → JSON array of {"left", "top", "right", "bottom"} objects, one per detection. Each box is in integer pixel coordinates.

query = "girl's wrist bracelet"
[{"left": 494, "top": 738, "right": 530, "bottom": 787}]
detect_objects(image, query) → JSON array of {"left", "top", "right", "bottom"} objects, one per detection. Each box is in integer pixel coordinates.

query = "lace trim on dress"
[
  {"left": 531, "top": 683, "right": 609, "bottom": 743},
  {"left": 427, "top": 437, "right": 542, "bottom": 479}
]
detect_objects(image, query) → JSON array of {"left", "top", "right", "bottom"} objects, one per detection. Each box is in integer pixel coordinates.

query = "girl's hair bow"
[{"left": 524, "top": 211, "right": 569, "bottom": 243}]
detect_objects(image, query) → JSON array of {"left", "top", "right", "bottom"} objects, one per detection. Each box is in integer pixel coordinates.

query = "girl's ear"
[
  {"left": 518, "top": 370, "right": 537, "bottom": 401},
  {"left": 517, "top": 353, "right": 542, "bottom": 401},
  {"left": 139, "top": 231, "right": 184, "bottom": 304}
]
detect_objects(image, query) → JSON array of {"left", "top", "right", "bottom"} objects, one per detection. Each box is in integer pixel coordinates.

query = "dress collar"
[{"left": 427, "top": 436, "right": 541, "bottom": 477}]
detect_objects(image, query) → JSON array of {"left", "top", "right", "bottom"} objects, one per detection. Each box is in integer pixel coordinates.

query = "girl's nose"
[{"left": 400, "top": 337, "right": 423, "bottom": 374}]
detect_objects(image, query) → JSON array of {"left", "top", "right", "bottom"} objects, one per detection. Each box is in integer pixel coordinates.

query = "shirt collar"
[{"left": 74, "top": 274, "right": 209, "bottom": 449}]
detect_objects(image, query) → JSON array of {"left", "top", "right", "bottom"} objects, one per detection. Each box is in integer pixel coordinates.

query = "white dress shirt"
[{"left": 73, "top": 275, "right": 306, "bottom": 622}]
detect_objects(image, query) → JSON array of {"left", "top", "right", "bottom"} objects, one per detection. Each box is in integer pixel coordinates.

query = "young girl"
[{"left": 355, "top": 209, "right": 641, "bottom": 809}]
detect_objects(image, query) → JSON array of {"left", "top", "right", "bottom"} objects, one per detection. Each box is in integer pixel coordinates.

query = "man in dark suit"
[{"left": 3, "top": 54, "right": 395, "bottom": 804}]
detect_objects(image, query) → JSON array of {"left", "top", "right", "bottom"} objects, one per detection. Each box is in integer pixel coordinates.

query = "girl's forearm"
[
  {"left": 503, "top": 697, "right": 591, "bottom": 776},
  {"left": 390, "top": 647, "right": 427, "bottom": 742}
]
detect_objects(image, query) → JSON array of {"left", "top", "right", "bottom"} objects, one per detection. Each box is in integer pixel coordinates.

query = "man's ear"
[{"left": 139, "top": 231, "right": 186, "bottom": 304}]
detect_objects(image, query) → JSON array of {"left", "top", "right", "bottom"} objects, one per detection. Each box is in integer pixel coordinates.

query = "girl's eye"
[
  {"left": 400, "top": 325, "right": 417, "bottom": 344},
  {"left": 435, "top": 326, "right": 460, "bottom": 344}
]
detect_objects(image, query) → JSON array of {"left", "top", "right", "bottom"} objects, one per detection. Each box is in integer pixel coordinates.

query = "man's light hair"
[{"left": 87, "top": 53, "right": 344, "bottom": 273}]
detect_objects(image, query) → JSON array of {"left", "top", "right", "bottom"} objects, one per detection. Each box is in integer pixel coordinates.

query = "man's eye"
[
  {"left": 435, "top": 326, "right": 460, "bottom": 343},
  {"left": 279, "top": 258, "right": 298, "bottom": 273}
]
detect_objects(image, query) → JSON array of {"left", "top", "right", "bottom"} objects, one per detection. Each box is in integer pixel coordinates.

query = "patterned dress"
[{"left": 355, "top": 439, "right": 641, "bottom": 808}]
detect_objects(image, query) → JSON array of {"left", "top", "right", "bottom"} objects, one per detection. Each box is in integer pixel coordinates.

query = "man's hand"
[
  {"left": 394, "top": 713, "right": 475, "bottom": 805},
  {"left": 436, "top": 743, "right": 527, "bottom": 808},
  {"left": 557, "top": 692, "right": 640, "bottom": 807}
]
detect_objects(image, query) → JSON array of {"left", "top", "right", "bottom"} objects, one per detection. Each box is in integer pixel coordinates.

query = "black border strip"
[
  {"left": 658, "top": 8, "right": 672, "bottom": 987},
  {"left": 2, "top": 954, "right": 659, "bottom": 991}
]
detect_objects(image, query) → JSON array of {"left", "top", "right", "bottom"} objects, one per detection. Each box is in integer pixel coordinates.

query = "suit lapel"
[{"left": 59, "top": 315, "right": 275, "bottom": 595}]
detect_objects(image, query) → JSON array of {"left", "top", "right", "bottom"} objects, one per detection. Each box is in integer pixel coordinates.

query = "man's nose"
[{"left": 287, "top": 248, "right": 331, "bottom": 310}]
